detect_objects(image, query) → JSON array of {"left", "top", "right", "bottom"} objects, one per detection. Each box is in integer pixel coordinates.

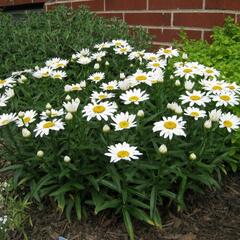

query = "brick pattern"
[{"left": 2, "top": 0, "right": 240, "bottom": 46}]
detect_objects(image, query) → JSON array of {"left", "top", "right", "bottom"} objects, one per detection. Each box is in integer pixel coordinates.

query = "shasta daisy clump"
[{"left": 0, "top": 39, "right": 239, "bottom": 239}]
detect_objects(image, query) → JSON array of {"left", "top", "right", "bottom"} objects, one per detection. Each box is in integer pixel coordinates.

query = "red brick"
[
  {"left": 149, "top": 28, "right": 201, "bottom": 42},
  {"left": 149, "top": 0, "right": 202, "bottom": 10},
  {"left": 0, "top": 0, "right": 13, "bottom": 7},
  {"left": 45, "top": 2, "right": 71, "bottom": 11},
  {"left": 72, "top": 0, "right": 104, "bottom": 11},
  {"left": 14, "top": 0, "right": 33, "bottom": 5},
  {"left": 125, "top": 13, "right": 171, "bottom": 26},
  {"left": 96, "top": 12, "right": 123, "bottom": 20},
  {"left": 106, "top": 0, "right": 146, "bottom": 11},
  {"left": 206, "top": 0, "right": 240, "bottom": 10},
  {"left": 174, "top": 13, "right": 234, "bottom": 28},
  {"left": 203, "top": 31, "right": 213, "bottom": 43}
]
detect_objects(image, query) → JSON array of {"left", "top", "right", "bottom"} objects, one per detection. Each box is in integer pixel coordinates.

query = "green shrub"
[
  {"left": 178, "top": 17, "right": 240, "bottom": 167},
  {"left": 0, "top": 6, "right": 151, "bottom": 76},
  {"left": 1, "top": 37, "right": 240, "bottom": 239}
]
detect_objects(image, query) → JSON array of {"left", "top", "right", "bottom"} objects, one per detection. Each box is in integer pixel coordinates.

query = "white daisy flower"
[
  {"left": 212, "top": 92, "right": 239, "bottom": 107},
  {"left": 100, "top": 80, "right": 119, "bottom": 91},
  {"left": 184, "top": 107, "right": 206, "bottom": 120},
  {"left": 88, "top": 72, "right": 105, "bottom": 82},
  {"left": 128, "top": 50, "right": 145, "bottom": 61},
  {"left": 64, "top": 81, "right": 86, "bottom": 92},
  {"left": 157, "top": 47, "right": 179, "bottom": 58},
  {"left": 63, "top": 98, "right": 80, "bottom": 113},
  {"left": 90, "top": 91, "right": 115, "bottom": 102},
  {"left": 114, "top": 45, "right": 133, "bottom": 55},
  {"left": 34, "top": 119, "right": 65, "bottom": 137},
  {"left": 146, "top": 60, "right": 166, "bottom": 70},
  {"left": 45, "top": 58, "right": 68, "bottom": 69},
  {"left": 91, "top": 51, "right": 107, "bottom": 61},
  {"left": 16, "top": 110, "right": 37, "bottom": 127},
  {"left": 50, "top": 70, "right": 67, "bottom": 80},
  {"left": 32, "top": 67, "right": 53, "bottom": 78},
  {"left": 0, "top": 77, "right": 15, "bottom": 89},
  {"left": 143, "top": 52, "right": 159, "bottom": 62},
  {"left": 208, "top": 109, "right": 222, "bottom": 122},
  {"left": 201, "top": 79, "right": 227, "bottom": 93},
  {"left": 148, "top": 69, "right": 164, "bottom": 84},
  {"left": 94, "top": 42, "right": 111, "bottom": 50},
  {"left": 40, "top": 108, "right": 64, "bottom": 120},
  {"left": 203, "top": 67, "right": 220, "bottom": 79},
  {"left": 129, "top": 69, "right": 152, "bottom": 86},
  {"left": 153, "top": 115, "right": 186, "bottom": 140},
  {"left": 180, "top": 90, "right": 211, "bottom": 107},
  {"left": 111, "top": 39, "right": 129, "bottom": 47},
  {"left": 219, "top": 112, "right": 240, "bottom": 132},
  {"left": 82, "top": 101, "right": 117, "bottom": 121},
  {"left": 120, "top": 88, "right": 149, "bottom": 105},
  {"left": 226, "top": 82, "right": 240, "bottom": 94},
  {"left": 76, "top": 56, "right": 92, "bottom": 65},
  {"left": 111, "top": 112, "right": 136, "bottom": 131},
  {"left": 105, "top": 142, "right": 142, "bottom": 163},
  {"left": 174, "top": 65, "right": 200, "bottom": 80},
  {"left": 0, "top": 95, "right": 9, "bottom": 107},
  {"left": 0, "top": 113, "right": 17, "bottom": 127}
]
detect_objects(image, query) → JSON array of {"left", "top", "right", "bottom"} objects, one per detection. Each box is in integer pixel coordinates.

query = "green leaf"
[
  {"left": 129, "top": 207, "right": 154, "bottom": 225},
  {"left": 75, "top": 195, "right": 81, "bottom": 221},
  {"left": 122, "top": 208, "right": 134, "bottom": 240}
]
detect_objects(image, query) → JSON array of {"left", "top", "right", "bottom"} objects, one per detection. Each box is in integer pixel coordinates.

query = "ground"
[{"left": 9, "top": 174, "right": 240, "bottom": 240}]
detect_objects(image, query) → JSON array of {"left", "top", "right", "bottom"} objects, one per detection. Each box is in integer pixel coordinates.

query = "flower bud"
[
  {"left": 103, "top": 124, "right": 110, "bottom": 132},
  {"left": 105, "top": 61, "right": 109, "bottom": 66},
  {"left": 159, "top": 144, "right": 167, "bottom": 154},
  {"left": 65, "top": 95, "right": 71, "bottom": 101},
  {"left": 94, "top": 63, "right": 100, "bottom": 69},
  {"left": 37, "top": 150, "right": 44, "bottom": 157},
  {"left": 182, "top": 53, "right": 188, "bottom": 59},
  {"left": 22, "top": 128, "right": 31, "bottom": 138},
  {"left": 189, "top": 153, "right": 197, "bottom": 160},
  {"left": 65, "top": 112, "right": 73, "bottom": 120},
  {"left": 18, "top": 111, "right": 25, "bottom": 118},
  {"left": 120, "top": 73, "right": 125, "bottom": 79},
  {"left": 20, "top": 75, "right": 27, "bottom": 81},
  {"left": 64, "top": 156, "right": 71, "bottom": 163},
  {"left": 45, "top": 103, "right": 52, "bottom": 109},
  {"left": 204, "top": 120, "right": 212, "bottom": 129},
  {"left": 97, "top": 57, "right": 102, "bottom": 62},
  {"left": 137, "top": 110, "right": 144, "bottom": 117},
  {"left": 175, "top": 80, "right": 181, "bottom": 86}
]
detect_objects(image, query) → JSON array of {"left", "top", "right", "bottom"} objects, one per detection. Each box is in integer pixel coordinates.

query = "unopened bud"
[
  {"left": 65, "top": 112, "right": 73, "bottom": 120},
  {"left": 159, "top": 144, "right": 167, "bottom": 154},
  {"left": 137, "top": 110, "right": 144, "bottom": 117},
  {"left": 22, "top": 128, "right": 31, "bottom": 138},
  {"left": 204, "top": 120, "right": 212, "bottom": 129},
  {"left": 64, "top": 156, "right": 71, "bottom": 163},
  {"left": 103, "top": 124, "right": 110, "bottom": 132},
  {"left": 175, "top": 80, "right": 181, "bottom": 86},
  {"left": 94, "top": 63, "right": 100, "bottom": 69},
  {"left": 46, "top": 103, "right": 52, "bottom": 109},
  {"left": 37, "top": 150, "right": 44, "bottom": 158},
  {"left": 189, "top": 153, "right": 197, "bottom": 160}
]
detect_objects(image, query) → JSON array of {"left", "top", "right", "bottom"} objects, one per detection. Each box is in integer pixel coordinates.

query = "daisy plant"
[{"left": 0, "top": 40, "right": 239, "bottom": 240}]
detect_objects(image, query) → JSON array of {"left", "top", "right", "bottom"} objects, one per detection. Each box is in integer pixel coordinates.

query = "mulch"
[{"left": 11, "top": 173, "right": 240, "bottom": 240}]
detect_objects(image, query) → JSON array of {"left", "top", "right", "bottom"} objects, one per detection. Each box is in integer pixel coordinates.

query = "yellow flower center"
[
  {"left": 120, "top": 48, "right": 127, "bottom": 53},
  {"left": 220, "top": 95, "right": 231, "bottom": 101},
  {"left": 106, "top": 85, "right": 114, "bottom": 90},
  {"left": 42, "top": 72, "right": 49, "bottom": 77},
  {"left": 54, "top": 74, "right": 61, "bottom": 79},
  {"left": 23, "top": 116, "right": 31, "bottom": 124},
  {"left": 164, "top": 121, "right": 177, "bottom": 129},
  {"left": 164, "top": 49, "right": 172, "bottom": 54},
  {"left": 115, "top": 42, "right": 122, "bottom": 47},
  {"left": 183, "top": 68, "right": 193, "bottom": 73},
  {"left": 94, "top": 76, "right": 101, "bottom": 81},
  {"left": 149, "top": 56, "right": 157, "bottom": 61},
  {"left": 1, "top": 119, "right": 10, "bottom": 125},
  {"left": 57, "top": 63, "right": 64, "bottom": 68},
  {"left": 136, "top": 75, "right": 147, "bottom": 81},
  {"left": 212, "top": 85, "right": 222, "bottom": 91},
  {"left": 119, "top": 121, "right": 129, "bottom": 129},
  {"left": 0, "top": 79, "right": 6, "bottom": 85},
  {"left": 190, "top": 112, "right": 199, "bottom": 117},
  {"left": 72, "top": 86, "right": 80, "bottom": 91},
  {"left": 190, "top": 95, "right": 201, "bottom": 101},
  {"left": 129, "top": 96, "right": 139, "bottom": 102},
  {"left": 43, "top": 121, "right": 55, "bottom": 129},
  {"left": 93, "top": 105, "right": 106, "bottom": 113},
  {"left": 99, "top": 95, "right": 106, "bottom": 100},
  {"left": 228, "top": 85, "right": 235, "bottom": 90},
  {"left": 223, "top": 120, "right": 233, "bottom": 128},
  {"left": 206, "top": 69, "right": 213, "bottom": 74},
  {"left": 153, "top": 63, "right": 160, "bottom": 67},
  {"left": 117, "top": 150, "right": 130, "bottom": 158}
]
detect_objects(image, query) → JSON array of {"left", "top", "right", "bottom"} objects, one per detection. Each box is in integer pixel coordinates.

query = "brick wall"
[
  {"left": 2, "top": 0, "right": 240, "bottom": 46},
  {"left": 0, "top": 0, "right": 45, "bottom": 7}
]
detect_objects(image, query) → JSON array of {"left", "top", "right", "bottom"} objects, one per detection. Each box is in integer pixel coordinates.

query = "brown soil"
[{"left": 10, "top": 174, "right": 240, "bottom": 240}]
